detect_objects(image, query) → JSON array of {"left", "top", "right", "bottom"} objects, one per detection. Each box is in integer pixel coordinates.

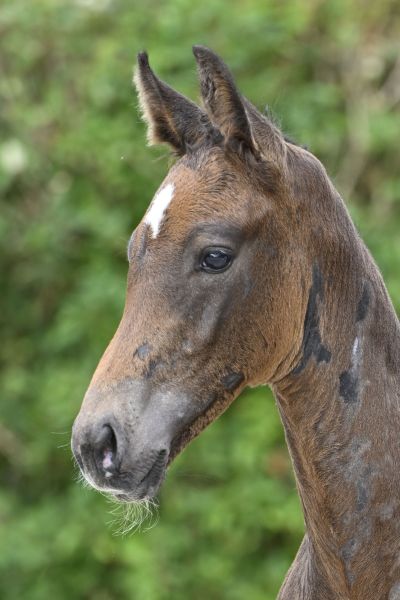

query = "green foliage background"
[{"left": 1, "top": 1, "right": 399, "bottom": 598}]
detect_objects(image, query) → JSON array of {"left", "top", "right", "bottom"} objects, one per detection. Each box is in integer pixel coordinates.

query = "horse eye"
[{"left": 200, "top": 248, "right": 233, "bottom": 273}]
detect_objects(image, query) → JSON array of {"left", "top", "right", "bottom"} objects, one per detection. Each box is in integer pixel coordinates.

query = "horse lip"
[
  {"left": 139, "top": 448, "right": 168, "bottom": 484},
  {"left": 111, "top": 449, "right": 169, "bottom": 502},
  {"left": 114, "top": 493, "right": 131, "bottom": 503}
]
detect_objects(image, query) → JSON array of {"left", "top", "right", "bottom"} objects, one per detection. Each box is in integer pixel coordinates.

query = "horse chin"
[
  {"left": 112, "top": 470, "right": 166, "bottom": 503},
  {"left": 107, "top": 482, "right": 160, "bottom": 504}
]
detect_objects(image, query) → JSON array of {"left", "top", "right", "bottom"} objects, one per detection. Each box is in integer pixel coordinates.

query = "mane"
[{"left": 262, "top": 104, "right": 308, "bottom": 150}]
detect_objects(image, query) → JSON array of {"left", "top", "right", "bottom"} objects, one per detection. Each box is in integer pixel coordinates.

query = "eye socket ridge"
[{"left": 200, "top": 246, "right": 234, "bottom": 273}]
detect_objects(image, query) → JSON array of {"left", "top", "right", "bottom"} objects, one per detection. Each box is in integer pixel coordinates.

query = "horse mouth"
[{"left": 113, "top": 449, "right": 169, "bottom": 502}]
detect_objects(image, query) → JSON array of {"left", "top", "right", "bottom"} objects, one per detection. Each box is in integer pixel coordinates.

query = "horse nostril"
[{"left": 94, "top": 424, "right": 118, "bottom": 475}]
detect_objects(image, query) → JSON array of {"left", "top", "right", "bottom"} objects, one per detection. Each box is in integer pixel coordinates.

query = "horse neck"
[{"left": 273, "top": 230, "right": 400, "bottom": 597}]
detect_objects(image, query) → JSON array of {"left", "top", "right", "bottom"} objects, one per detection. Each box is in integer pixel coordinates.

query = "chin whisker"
[
  {"left": 73, "top": 466, "right": 88, "bottom": 486},
  {"left": 106, "top": 496, "right": 159, "bottom": 536},
  {"left": 72, "top": 458, "right": 160, "bottom": 534}
]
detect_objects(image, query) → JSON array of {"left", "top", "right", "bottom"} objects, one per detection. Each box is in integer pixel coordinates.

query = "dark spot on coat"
[
  {"left": 134, "top": 343, "right": 152, "bottom": 361},
  {"left": 339, "top": 370, "right": 359, "bottom": 404},
  {"left": 317, "top": 346, "right": 331, "bottom": 363},
  {"left": 221, "top": 371, "right": 244, "bottom": 392},
  {"left": 145, "top": 359, "right": 160, "bottom": 378},
  {"left": 356, "top": 281, "right": 371, "bottom": 322},
  {"left": 341, "top": 537, "right": 356, "bottom": 563},
  {"left": 292, "top": 264, "right": 331, "bottom": 375},
  {"left": 356, "top": 479, "right": 369, "bottom": 511}
]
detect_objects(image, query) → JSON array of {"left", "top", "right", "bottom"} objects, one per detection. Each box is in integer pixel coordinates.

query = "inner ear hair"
[{"left": 134, "top": 51, "right": 219, "bottom": 156}]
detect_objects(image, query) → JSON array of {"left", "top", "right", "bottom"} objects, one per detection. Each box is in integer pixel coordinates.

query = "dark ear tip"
[
  {"left": 137, "top": 51, "right": 149, "bottom": 69},
  {"left": 192, "top": 45, "right": 214, "bottom": 61},
  {"left": 192, "top": 44, "right": 206, "bottom": 56}
]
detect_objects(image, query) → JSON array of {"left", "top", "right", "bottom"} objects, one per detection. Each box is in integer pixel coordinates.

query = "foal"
[{"left": 72, "top": 47, "right": 400, "bottom": 599}]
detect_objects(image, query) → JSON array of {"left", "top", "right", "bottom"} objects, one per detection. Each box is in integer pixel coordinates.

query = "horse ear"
[
  {"left": 192, "top": 46, "right": 285, "bottom": 166},
  {"left": 192, "top": 45, "right": 257, "bottom": 156},
  {"left": 134, "top": 52, "right": 217, "bottom": 156}
]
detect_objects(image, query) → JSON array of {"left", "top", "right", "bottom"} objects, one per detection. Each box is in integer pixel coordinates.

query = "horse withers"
[{"left": 72, "top": 47, "right": 400, "bottom": 599}]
